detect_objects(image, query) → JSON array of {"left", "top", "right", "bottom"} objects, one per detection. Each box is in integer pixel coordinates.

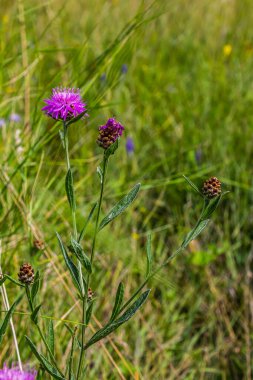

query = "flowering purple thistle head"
[
  {"left": 10, "top": 113, "right": 21, "bottom": 123},
  {"left": 0, "top": 364, "right": 37, "bottom": 380},
  {"left": 126, "top": 137, "right": 134, "bottom": 155},
  {"left": 97, "top": 118, "right": 124, "bottom": 149},
  {"left": 41, "top": 87, "right": 87, "bottom": 121}
]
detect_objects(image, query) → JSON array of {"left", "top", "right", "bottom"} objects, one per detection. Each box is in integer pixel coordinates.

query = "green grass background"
[{"left": 0, "top": 0, "right": 253, "bottom": 379}]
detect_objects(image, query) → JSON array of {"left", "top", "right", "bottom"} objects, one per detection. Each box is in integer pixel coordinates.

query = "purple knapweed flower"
[
  {"left": 0, "top": 118, "right": 6, "bottom": 127},
  {"left": 42, "top": 87, "right": 87, "bottom": 121},
  {"left": 97, "top": 117, "right": 124, "bottom": 149},
  {"left": 0, "top": 364, "right": 36, "bottom": 380},
  {"left": 10, "top": 113, "right": 21, "bottom": 123},
  {"left": 126, "top": 137, "right": 134, "bottom": 155}
]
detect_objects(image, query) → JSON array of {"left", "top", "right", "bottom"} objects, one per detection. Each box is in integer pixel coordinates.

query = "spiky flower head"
[
  {"left": 0, "top": 364, "right": 36, "bottom": 380},
  {"left": 97, "top": 118, "right": 124, "bottom": 149},
  {"left": 18, "top": 263, "right": 35, "bottom": 285},
  {"left": 202, "top": 177, "right": 221, "bottom": 199},
  {"left": 42, "top": 87, "right": 87, "bottom": 121}
]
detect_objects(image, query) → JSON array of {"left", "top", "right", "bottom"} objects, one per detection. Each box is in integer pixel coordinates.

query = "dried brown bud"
[
  {"left": 88, "top": 287, "right": 94, "bottom": 301},
  {"left": 18, "top": 263, "right": 35, "bottom": 285},
  {"left": 33, "top": 239, "right": 45, "bottom": 250},
  {"left": 202, "top": 177, "right": 221, "bottom": 199}
]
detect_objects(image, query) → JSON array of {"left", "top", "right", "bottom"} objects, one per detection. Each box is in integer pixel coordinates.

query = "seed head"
[
  {"left": 18, "top": 263, "right": 35, "bottom": 285},
  {"left": 42, "top": 87, "right": 87, "bottom": 121},
  {"left": 202, "top": 177, "right": 221, "bottom": 199},
  {"left": 33, "top": 239, "right": 45, "bottom": 251},
  {"left": 97, "top": 118, "right": 124, "bottom": 149}
]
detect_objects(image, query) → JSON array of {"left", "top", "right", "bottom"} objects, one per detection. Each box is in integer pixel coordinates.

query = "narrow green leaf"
[
  {"left": 0, "top": 296, "right": 21, "bottom": 343},
  {"left": 31, "top": 271, "right": 40, "bottom": 303},
  {"left": 181, "top": 219, "right": 210, "bottom": 248},
  {"left": 183, "top": 175, "right": 203, "bottom": 196},
  {"left": 31, "top": 304, "right": 42, "bottom": 324},
  {"left": 146, "top": 234, "right": 152, "bottom": 277},
  {"left": 104, "top": 139, "right": 118, "bottom": 159},
  {"left": 78, "top": 203, "right": 98, "bottom": 243},
  {"left": 0, "top": 276, "right": 6, "bottom": 286},
  {"left": 4, "top": 274, "right": 25, "bottom": 287},
  {"left": 99, "top": 183, "right": 141, "bottom": 230},
  {"left": 86, "top": 302, "right": 94, "bottom": 325},
  {"left": 70, "top": 238, "right": 92, "bottom": 274},
  {"left": 97, "top": 166, "right": 103, "bottom": 184},
  {"left": 65, "top": 169, "right": 76, "bottom": 211},
  {"left": 110, "top": 282, "right": 124, "bottom": 322},
  {"left": 56, "top": 232, "right": 82, "bottom": 294},
  {"left": 65, "top": 110, "right": 87, "bottom": 127},
  {"left": 202, "top": 194, "right": 222, "bottom": 219},
  {"left": 48, "top": 320, "right": 55, "bottom": 356},
  {"left": 84, "top": 289, "right": 150, "bottom": 349},
  {"left": 25, "top": 336, "right": 65, "bottom": 380}
]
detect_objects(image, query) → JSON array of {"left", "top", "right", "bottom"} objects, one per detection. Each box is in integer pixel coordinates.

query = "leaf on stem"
[
  {"left": 31, "top": 271, "right": 40, "bottom": 303},
  {"left": 181, "top": 219, "right": 210, "bottom": 248},
  {"left": 65, "top": 169, "right": 76, "bottom": 211},
  {"left": 78, "top": 202, "right": 98, "bottom": 243},
  {"left": 183, "top": 175, "right": 203, "bottom": 196},
  {"left": 110, "top": 282, "right": 125, "bottom": 322},
  {"left": 104, "top": 139, "right": 118, "bottom": 159},
  {"left": 47, "top": 320, "right": 55, "bottom": 356},
  {"left": 25, "top": 336, "right": 65, "bottom": 380},
  {"left": 4, "top": 274, "right": 25, "bottom": 287},
  {"left": 99, "top": 183, "right": 141, "bottom": 230},
  {"left": 56, "top": 233, "right": 83, "bottom": 295},
  {"left": 70, "top": 238, "right": 92, "bottom": 274},
  {"left": 0, "top": 276, "right": 6, "bottom": 286},
  {"left": 84, "top": 289, "right": 150, "bottom": 349},
  {"left": 0, "top": 296, "right": 21, "bottom": 343}
]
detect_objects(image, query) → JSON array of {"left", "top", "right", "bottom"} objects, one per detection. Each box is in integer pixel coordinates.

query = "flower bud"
[
  {"left": 18, "top": 263, "right": 35, "bottom": 285},
  {"left": 202, "top": 177, "right": 221, "bottom": 199}
]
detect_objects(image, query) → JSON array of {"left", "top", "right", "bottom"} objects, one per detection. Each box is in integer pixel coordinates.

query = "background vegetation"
[{"left": 0, "top": 0, "right": 253, "bottom": 378}]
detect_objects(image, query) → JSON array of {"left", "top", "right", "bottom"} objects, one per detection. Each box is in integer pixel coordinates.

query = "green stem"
[
  {"left": 77, "top": 154, "right": 108, "bottom": 380},
  {"left": 25, "top": 287, "right": 63, "bottom": 376},
  {"left": 118, "top": 198, "right": 207, "bottom": 315}
]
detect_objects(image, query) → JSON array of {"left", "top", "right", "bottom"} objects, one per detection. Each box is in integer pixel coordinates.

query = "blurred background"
[{"left": 0, "top": 0, "right": 253, "bottom": 378}]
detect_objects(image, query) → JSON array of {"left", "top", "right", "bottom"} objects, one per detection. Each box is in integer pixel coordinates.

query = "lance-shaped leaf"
[
  {"left": 31, "top": 304, "right": 42, "bottom": 324},
  {"left": 146, "top": 234, "right": 152, "bottom": 278},
  {"left": 65, "top": 169, "right": 76, "bottom": 211},
  {"left": 0, "top": 276, "right": 6, "bottom": 286},
  {"left": 70, "top": 238, "right": 92, "bottom": 274},
  {"left": 183, "top": 175, "right": 203, "bottom": 196},
  {"left": 99, "top": 183, "right": 141, "bottom": 231},
  {"left": 56, "top": 232, "right": 82, "bottom": 295},
  {"left": 31, "top": 271, "right": 40, "bottom": 303},
  {"left": 110, "top": 282, "right": 125, "bottom": 322},
  {"left": 84, "top": 289, "right": 150, "bottom": 349},
  {"left": 181, "top": 219, "right": 210, "bottom": 248},
  {"left": 0, "top": 296, "right": 21, "bottom": 344},
  {"left": 47, "top": 320, "right": 55, "bottom": 356},
  {"left": 65, "top": 110, "right": 87, "bottom": 127},
  {"left": 78, "top": 202, "right": 98, "bottom": 243},
  {"left": 4, "top": 274, "right": 25, "bottom": 287},
  {"left": 104, "top": 139, "right": 118, "bottom": 159},
  {"left": 25, "top": 336, "right": 65, "bottom": 380}
]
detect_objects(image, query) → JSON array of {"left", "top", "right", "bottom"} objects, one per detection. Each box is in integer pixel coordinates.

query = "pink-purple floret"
[
  {"left": 0, "top": 364, "right": 37, "bottom": 380},
  {"left": 99, "top": 118, "right": 124, "bottom": 138},
  {"left": 42, "top": 87, "right": 87, "bottom": 121}
]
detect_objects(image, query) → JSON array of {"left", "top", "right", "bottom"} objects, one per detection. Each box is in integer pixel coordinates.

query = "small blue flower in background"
[
  {"left": 100, "top": 73, "right": 106, "bottom": 83},
  {"left": 10, "top": 113, "right": 21, "bottom": 122},
  {"left": 0, "top": 118, "right": 6, "bottom": 127},
  {"left": 121, "top": 64, "right": 128, "bottom": 74},
  {"left": 195, "top": 148, "right": 202, "bottom": 165},
  {"left": 126, "top": 137, "right": 134, "bottom": 155}
]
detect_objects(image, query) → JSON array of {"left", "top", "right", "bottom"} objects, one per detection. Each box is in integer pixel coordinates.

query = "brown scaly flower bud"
[
  {"left": 88, "top": 287, "right": 94, "bottom": 301},
  {"left": 18, "top": 263, "right": 35, "bottom": 285},
  {"left": 97, "top": 118, "right": 124, "bottom": 149},
  {"left": 33, "top": 239, "right": 45, "bottom": 251},
  {"left": 202, "top": 177, "right": 221, "bottom": 199}
]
